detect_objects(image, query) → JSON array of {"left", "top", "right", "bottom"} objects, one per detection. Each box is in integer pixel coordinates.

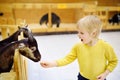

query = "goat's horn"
[
  {"left": 25, "top": 24, "right": 28, "bottom": 27},
  {"left": 18, "top": 26, "right": 21, "bottom": 29}
]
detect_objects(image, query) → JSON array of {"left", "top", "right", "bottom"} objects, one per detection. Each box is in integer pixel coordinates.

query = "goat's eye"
[{"left": 31, "top": 47, "right": 36, "bottom": 51}]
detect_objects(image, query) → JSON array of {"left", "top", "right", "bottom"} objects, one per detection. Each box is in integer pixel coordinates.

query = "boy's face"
[{"left": 77, "top": 28, "right": 93, "bottom": 44}]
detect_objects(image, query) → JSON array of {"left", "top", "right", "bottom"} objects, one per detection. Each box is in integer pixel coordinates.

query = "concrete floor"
[{"left": 27, "top": 31, "right": 120, "bottom": 80}]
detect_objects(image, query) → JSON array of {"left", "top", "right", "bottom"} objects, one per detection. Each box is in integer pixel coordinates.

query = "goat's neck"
[{"left": 0, "top": 31, "right": 20, "bottom": 44}]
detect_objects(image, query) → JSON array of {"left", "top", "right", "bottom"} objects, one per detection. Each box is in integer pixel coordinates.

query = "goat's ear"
[
  {"left": 25, "top": 24, "right": 28, "bottom": 27},
  {"left": 19, "top": 43, "right": 25, "bottom": 48},
  {"left": 18, "top": 26, "right": 21, "bottom": 29}
]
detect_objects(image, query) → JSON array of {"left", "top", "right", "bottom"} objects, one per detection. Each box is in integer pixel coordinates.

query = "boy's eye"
[{"left": 78, "top": 30, "right": 84, "bottom": 35}]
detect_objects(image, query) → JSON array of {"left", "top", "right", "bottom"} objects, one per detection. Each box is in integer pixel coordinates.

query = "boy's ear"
[{"left": 91, "top": 29, "right": 97, "bottom": 37}]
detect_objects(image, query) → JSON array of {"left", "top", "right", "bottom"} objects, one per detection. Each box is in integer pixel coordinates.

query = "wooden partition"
[
  {"left": 14, "top": 32, "right": 28, "bottom": 80},
  {"left": 0, "top": 2, "right": 120, "bottom": 35},
  {"left": 96, "top": 6, "right": 120, "bottom": 30},
  {"left": 0, "top": 25, "right": 17, "bottom": 40}
]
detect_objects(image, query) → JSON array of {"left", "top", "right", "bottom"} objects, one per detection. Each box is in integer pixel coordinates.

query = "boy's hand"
[
  {"left": 40, "top": 61, "right": 57, "bottom": 68},
  {"left": 97, "top": 70, "right": 110, "bottom": 80},
  {"left": 97, "top": 73, "right": 106, "bottom": 80}
]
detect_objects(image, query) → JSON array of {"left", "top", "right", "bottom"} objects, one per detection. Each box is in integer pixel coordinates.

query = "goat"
[
  {"left": 108, "top": 13, "right": 120, "bottom": 25},
  {"left": 0, "top": 25, "right": 32, "bottom": 51},
  {"left": 0, "top": 36, "right": 41, "bottom": 73},
  {"left": 40, "top": 12, "right": 61, "bottom": 27}
]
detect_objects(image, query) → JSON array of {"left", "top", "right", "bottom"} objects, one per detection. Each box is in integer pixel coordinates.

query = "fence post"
[{"left": 14, "top": 32, "right": 28, "bottom": 80}]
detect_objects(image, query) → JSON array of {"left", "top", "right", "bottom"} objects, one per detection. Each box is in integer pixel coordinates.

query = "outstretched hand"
[{"left": 40, "top": 61, "right": 57, "bottom": 68}]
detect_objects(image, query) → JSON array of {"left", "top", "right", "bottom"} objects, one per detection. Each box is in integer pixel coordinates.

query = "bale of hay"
[{"left": 0, "top": 72, "right": 16, "bottom": 80}]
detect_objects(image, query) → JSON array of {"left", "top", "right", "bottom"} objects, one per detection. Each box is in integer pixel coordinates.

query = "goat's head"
[
  {"left": 18, "top": 25, "right": 32, "bottom": 38},
  {"left": 18, "top": 37, "right": 41, "bottom": 62}
]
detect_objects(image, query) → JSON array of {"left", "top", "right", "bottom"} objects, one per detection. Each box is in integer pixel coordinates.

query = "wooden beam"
[
  {"left": 0, "top": 3, "right": 84, "bottom": 9},
  {"left": 48, "top": 5, "right": 52, "bottom": 28}
]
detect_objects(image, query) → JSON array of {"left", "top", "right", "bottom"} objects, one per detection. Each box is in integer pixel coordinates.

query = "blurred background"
[{"left": 0, "top": 0, "right": 120, "bottom": 80}]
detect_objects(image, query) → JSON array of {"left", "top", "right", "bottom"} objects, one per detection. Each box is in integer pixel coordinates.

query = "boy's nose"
[{"left": 77, "top": 34, "right": 81, "bottom": 39}]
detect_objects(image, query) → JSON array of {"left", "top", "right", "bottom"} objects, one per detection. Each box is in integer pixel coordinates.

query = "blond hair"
[{"left": 77, "top": 15, "right": 102, "bottom": 38}]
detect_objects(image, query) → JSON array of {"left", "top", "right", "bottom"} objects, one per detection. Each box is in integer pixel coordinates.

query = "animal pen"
[
  {"left": 0, "top": 2, "right": 120, "bottom": 35},
  {"left": 0, "top": 1, "right": 120, "bottom": 80}
]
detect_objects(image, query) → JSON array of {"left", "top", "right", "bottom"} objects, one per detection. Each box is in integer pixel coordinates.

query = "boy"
[{"left": 40, "top": 15, "right": 118, "bottom": 80}]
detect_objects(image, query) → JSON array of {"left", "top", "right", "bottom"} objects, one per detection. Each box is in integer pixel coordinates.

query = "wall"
[
  {"left": 0, "top": 0, "right": 78, "bottom": 3},
  {"left": 0, "top": 0, "right": 120, "bottom": 6},
  {"left": 0, "top": 0, "right": 120, "bottom": 24}
]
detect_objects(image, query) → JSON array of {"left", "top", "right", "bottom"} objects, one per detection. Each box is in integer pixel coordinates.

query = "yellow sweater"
[{"left": 56, "top": 39, "right": 118, "bottom": 80}]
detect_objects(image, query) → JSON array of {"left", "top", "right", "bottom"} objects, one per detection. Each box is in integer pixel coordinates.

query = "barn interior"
[
  {"left": 0, "top": 0, "right": 120, "bottom": 36},
  {"left": 0, "top": 0, "right": 120, "bottom": 80}
]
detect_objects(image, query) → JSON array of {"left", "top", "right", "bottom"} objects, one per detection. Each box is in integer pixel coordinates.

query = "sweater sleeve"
[
  {"left": 56, "top": 44, "right": 78, "bottom": 67},
  {"left": 105, "top": 44, "right": 118, "bottom": 72}
]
